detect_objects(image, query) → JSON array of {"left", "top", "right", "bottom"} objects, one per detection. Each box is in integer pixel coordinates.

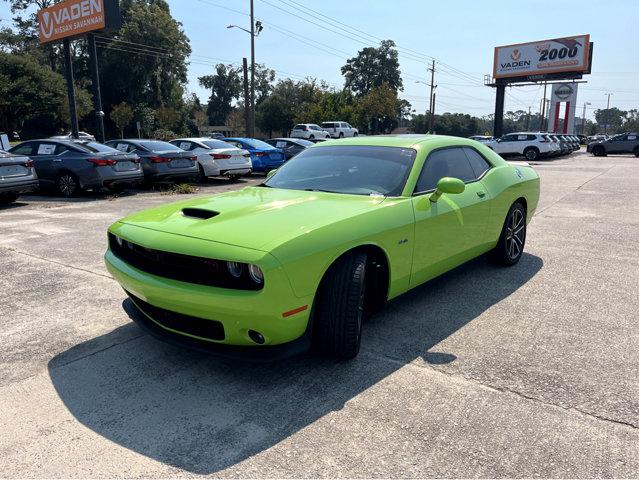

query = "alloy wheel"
[
  {"left": 58, "top": 175, "right": 77, "bottom": 196},
  {"left": 505, "top": 208, "right": 525, "bottom": 260}
]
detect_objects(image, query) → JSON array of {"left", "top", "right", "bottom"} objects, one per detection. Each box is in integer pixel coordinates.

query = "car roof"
[
  {"left": 171, "top": 138, "right": 212, "bottom": 142},
  {"left": 312, "top": 134, "right": 482, "bottom": 149}
]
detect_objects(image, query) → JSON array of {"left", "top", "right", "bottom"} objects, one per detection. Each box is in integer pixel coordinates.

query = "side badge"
[{"left": 398, "top": 238, "right": 409, "bottom": 245}]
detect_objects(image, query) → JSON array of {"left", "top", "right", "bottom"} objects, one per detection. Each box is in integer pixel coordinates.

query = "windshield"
[
  {"left": 264, "top": 145, "right": 416, "bottom": 196},
  {"left": 138, "top": 140, "right": 180, "bottom": 151},
  {"left": 293, "top": 139, "right": 314, "bottom": 147},
  {"left": 75, "top": 141, "right": 120, "bottom": 153},
  {"left": 203, "top": 140, "right": 236, "bottom": 149}
]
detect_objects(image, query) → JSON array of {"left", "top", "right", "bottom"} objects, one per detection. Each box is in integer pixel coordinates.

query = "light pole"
[
  {"left": 603, "top": 93, "right": 613, "bottom": 134},
  {"left": 227, "top": 10, "right": 262, "bottom": 137},
  {"left": 581, "top": 102, "right": 591, "bottom": 135}
]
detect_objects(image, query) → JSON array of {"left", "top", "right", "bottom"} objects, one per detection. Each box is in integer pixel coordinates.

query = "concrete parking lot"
[{"left": 1, "top": 152, "right": 638, "bottom": 478}]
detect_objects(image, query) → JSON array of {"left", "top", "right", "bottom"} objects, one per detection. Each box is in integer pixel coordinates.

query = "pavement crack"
[
  {"left": 362, "top": 349, "right": 639, "bottom": 431},
  {"left": 1, "top": 246, "right": 111, "bottom": 279}
]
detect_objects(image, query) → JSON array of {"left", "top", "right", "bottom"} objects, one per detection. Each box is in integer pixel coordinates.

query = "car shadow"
[{"left": 48, "top": 253, "right": 542, "bottom": 474}]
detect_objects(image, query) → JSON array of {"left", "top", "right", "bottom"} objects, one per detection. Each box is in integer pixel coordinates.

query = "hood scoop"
[{"left": 181, "top": 208, "right": 220, "bottom": 220}]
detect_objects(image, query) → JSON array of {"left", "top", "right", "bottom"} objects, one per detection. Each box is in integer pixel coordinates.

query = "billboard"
[
  {"left": 493, "top": 35, "right": 590, "bottom": 80},
  {"left": 38, "top": 0, "right": 120, "bottom": 44},
  {"left": 548, "top": 83, "right": 579, "bottom": 134}
]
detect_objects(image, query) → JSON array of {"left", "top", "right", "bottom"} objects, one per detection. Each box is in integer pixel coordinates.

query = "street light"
[{"left": 603, "top": 93, "right": 613, "bottom": 134}]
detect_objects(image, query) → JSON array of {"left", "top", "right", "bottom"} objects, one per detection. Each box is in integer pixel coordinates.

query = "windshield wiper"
[{"left": 303, "top": 188, "right": 337, "bottom": 193}]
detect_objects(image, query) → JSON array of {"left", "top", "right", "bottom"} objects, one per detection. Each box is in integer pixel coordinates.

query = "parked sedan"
[
  {"left": 0, "top": 150, "right": 39, "bottom": 204},
  {"left": 264, "top": 138, "right": 314, "bottom": 160},
  {"left": 9, "top": 139, "right": 143, "bottom": 196},
  {"left": 169, "top": 138, "right": 252, "bottom": 181},
  {"left": 105, "top": 139, "right": 198, "bottom": 184},
  {"left": 223, "top": 138, "right": 286, "bottom": 173}
]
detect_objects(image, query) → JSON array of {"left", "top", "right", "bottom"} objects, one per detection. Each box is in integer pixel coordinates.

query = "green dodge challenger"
[{"left": 105, "top": 135, "right": 540, "bottom": 360}]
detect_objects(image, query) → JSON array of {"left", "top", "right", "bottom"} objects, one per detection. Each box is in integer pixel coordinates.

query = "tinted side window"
[
  {"left": 502, "top": 135, "right": 517, "bottom": 142},
  {"left": 528, "top": 135, "right": 537, "bottom": 141},
  {"left": 463, "top": 148, "right": 492, "bottom": 178},
  {"left": 415, "top": 148, "right": 476, "bottom": 193},
  {"left": 11, "top": 143, "right": 35, "bottom": 155}
]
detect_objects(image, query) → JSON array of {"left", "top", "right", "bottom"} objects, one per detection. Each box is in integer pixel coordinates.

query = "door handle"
[{"left": 477, "top": 191, "right": 486, "bottom": 198}]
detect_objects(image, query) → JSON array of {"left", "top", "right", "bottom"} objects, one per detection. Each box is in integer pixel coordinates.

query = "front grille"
[
  {"left": 108, "top": 233, "right": 262, "bottom": 290},
  {"left": 127, "top": 291, "right": 225, "bottom": 341}
]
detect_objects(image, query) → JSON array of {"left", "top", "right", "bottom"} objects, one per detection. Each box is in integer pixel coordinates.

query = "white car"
[
  {"left": 468, "top": 135, "right": 493, "bottom": 143},
  {"left": 485, "top": 132, "right": 555, "bottom": 161},
  {"left": 51, "top": 131, "right": 96, "bottom": 141},
  {"left": 169, "top": 138, "right": 252, "bottom": 181},
  {"left": 291, "top": 124, "right": 331, "bottom": 140},
  {"left": 321, "top": 121, "right": 358, "bottom": 138}
]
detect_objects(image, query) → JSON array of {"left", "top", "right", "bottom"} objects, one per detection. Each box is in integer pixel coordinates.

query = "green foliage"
[
  {"left": 199, "top": 64, "right": 242, "bottom": 125},
  {"left": 155, "top": 106, "right": 180, "bottom": 131},
  {"left": 110, "top": 102, "right": 134, "bottom": 138},
  {"left": 341, "top": 40, "right": 403, "bottom": 96},
  {"left": 356, "top": 82, "right": 399, "bottom": 134}
]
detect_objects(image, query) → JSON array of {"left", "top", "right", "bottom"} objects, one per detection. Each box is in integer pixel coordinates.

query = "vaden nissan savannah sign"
[
  {"left": 493, "top": 34, "right": 591, "bottom": 80},
  {"left": 38, "top": 0, "right": 120, "bottom": 44}
]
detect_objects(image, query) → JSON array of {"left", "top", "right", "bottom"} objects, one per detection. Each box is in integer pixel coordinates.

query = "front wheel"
[
  {"left": 309, "top": 134, "right": 315, "bottom": 140},
  {"left": 524, "top": 147, "right": 539, "bottom": 161},
  {"left": 314, "top": 252, "right": 367, "bottom": 359},
  {"left": 353, "top": 132, "right": 358, "bottom": 137},
  {"left": 56, "top": 172, "right": 80, "bottom": 197},
  {"left": 490, "top": 202, "right": 526, "bottom": 266},
  {"left": 592, "top": 146, "right": 606, "bottom": 157}
]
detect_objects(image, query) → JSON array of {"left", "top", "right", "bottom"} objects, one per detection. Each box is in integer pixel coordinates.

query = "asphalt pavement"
[{"left": 1, "top": 152, "right": 638, "bottom": 478}]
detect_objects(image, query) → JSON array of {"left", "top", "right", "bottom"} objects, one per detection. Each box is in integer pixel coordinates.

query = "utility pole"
[
  {"left": 87, "top": 33, "right": 105, "bottom": 142},
  {"left": 62, "top": 38, "right": 79, "bottom": 139},
  {"left": 526, "top": 106, "right": 531, "bottom": 131},
  {"left": 428, "top": 60, "right": 436, "bottom": 133},
  {"left": 540, "top": 81, "right": 548, "bottom": 131},
  {"left": 604, "top": 93, "right": 613, "bottom": 134},
  {"left": 581, "top": 102, "right": 591, "bottom": 135},
  {"left": 249, "top": 0, "right": 256, "bottom": 137},
  {"left": 242, "top": 58, "right": 250, "bottom": 136}
]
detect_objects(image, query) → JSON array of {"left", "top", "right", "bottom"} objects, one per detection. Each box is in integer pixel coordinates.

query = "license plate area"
[
  {"left": 170, "top": 159, "right": 193, "bottom": 168},
  {"left": 114, "top": 161, "right": 137, "bottom": 172},
  {"left": 0, "top": 165, "right": 28, "bottom": 177}
]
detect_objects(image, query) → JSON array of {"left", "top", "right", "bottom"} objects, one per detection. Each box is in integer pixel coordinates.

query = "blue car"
[{"left": 223, "top": 138, "right": 286, "bottom": 173}]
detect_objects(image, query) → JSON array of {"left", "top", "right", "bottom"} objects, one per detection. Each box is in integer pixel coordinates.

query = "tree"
[
  {"left": 99, "top": 0, "right": 191, "bottom": 116},
  {"left": 110, "top": 102, "right": 134, "bottom": 138},
  {"left": 594, "top": 107, "right": 626, "bottom": 133},
  {"left": 356, "top": 82, "right": 398, "bottom": 134},
  {"left": 257, "top": 95, "right": 291, "bottom": 137},
  {"left": 199, "top": 64, "right": 242, "bottom": 125},
  {"left": 341, "top": 40, "right": 403, "bottom": 96},
  {"left": 155, "top": 106, "right": 180, "bottom": 131},
  {"left": 251, "top": 63, "right": 276, "bottom": 106}
]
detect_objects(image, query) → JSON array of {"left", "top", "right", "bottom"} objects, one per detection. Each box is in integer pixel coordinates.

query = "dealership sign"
[
  {"left": 493, "top": 35, "right": 591, "bottom": 80},
  {"left": 38, "top": 0, "right": 120, "bottom": 44}
]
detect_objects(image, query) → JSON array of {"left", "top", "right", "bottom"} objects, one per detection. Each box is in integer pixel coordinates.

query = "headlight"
[
  {"left": 248, "top": 264, "right": 264, "bottom": 284},
  {"left": 227, "top": 261, "right": 243, "bottom": 278}
]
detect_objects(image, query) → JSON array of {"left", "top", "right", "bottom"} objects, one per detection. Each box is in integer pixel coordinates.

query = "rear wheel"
[
  {"left": 490, "top": 202, "right": 526, "bottom": 266},
  {"left": 56, "top": 172, "right": 80, "bottom": 197},
  {"left": 634, "top": 146, "right": 639, "bottom": 158},
  {"left": 353, "top": 132, "right": 358, "bottom": 137},
  {"left": 195, "top": 164, "right": 207, "bottom": 183},
  {"left": 0, "top": 192, "right": 19, "bottom": 205},
  {"left": 339, "top": 132, "right": 344, "bottom": 138},
  {"left": 524, "top": 147, "right": 539, "bottom": 161},
  {"left": 593, "top": 145, "right": 606, "bottom": 157},
  {"left": 314, "top": 252, "right": 367, "bottom": 359},
  {"left": 309, "top": 134, "right": 315, "bottom": 140}
]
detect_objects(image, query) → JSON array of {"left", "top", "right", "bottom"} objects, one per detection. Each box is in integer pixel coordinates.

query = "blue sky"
[{"left": 2, "top": 0, "right": 638, "bottom": 120}]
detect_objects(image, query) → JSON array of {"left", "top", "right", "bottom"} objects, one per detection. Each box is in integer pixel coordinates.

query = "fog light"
[
  {"left": 248, "top": 264, "right": 263, "bottom": 284},
  {"left": 248, "top": 330, "right": 265, "bottom": 344}
]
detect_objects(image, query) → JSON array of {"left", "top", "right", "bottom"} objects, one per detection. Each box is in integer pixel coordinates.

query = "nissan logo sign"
[{"left": 555, "top": 84, "right": 574, "bottom": 100}]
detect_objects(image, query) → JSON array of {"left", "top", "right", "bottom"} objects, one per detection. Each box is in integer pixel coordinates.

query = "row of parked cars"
[
  {"left": 0, "top": 135, "right": 321, "bottom": 204},
  {"left": 470, "top": 132, "right": 582, "bottom": 161},
  {"left": 290, "top": 121, "right": 359, "bottom": 140}
]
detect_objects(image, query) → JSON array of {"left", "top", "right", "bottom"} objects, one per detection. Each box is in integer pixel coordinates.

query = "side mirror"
[
  {"left": 430, "top": 177, "right": 465, "bottom": 203},
  {"left": 266, "top": 169, "right": 277, "bottom": 179}
]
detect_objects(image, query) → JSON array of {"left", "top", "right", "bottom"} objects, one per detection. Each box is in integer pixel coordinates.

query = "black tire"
[
  {"left": 339, "top": 132, "right": 344, "bottom": 138},
  {"left": 353, "top": 132, "right": 358, "bottom": 137},
  {"left": 490, "top": 202, "right": 526, "bottom": 266},
  {"left": 0, "top": 192, "right": 19, "bottom": 205},
  {"left": 592, "top": 145, "right": 606, "bottom": 157},
  {"left": 309, "top": 134, "right": 315, "bottom": 140},
  {"left": 523, "top": 147, "right": 539, "bottom": 161},
  {"left": 228, "top": 174, "right": 241, "bottom": 181},
  {"left": 634, "top": 146, "right": 639, "bottom": 158},
  {"left": 314, "top": 252, "right": 367, "bottom": 359},
  {"left": 56, "top": 172, "right": 80, "bottom": 197},
  {"left": 195, "top": 164, "right": 207, "bottom": 183}
]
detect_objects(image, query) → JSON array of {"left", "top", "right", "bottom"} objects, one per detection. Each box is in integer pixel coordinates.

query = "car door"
[
  {"left": 32, "top": 142, "right": 68, "bottom": 183},
  {"left": 495, "top": 134, "right": 519, "bottom": 155},
  {"left": 410, "top": 146, "right": 491, "bottom": 287}
]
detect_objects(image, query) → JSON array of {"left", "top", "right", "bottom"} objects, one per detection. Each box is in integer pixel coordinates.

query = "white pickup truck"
[{"left": 321, "top": 121, "right": 359, "bottom": 138}]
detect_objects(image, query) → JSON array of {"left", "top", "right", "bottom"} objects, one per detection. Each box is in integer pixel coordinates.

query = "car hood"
[{"left": 118, "top": 186, "right": 386, "bottom": 251}]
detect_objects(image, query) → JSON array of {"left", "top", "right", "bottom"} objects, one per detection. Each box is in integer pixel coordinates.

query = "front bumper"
[{"left": 104, "top": 224, "right": 314, "bottom": 354}]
